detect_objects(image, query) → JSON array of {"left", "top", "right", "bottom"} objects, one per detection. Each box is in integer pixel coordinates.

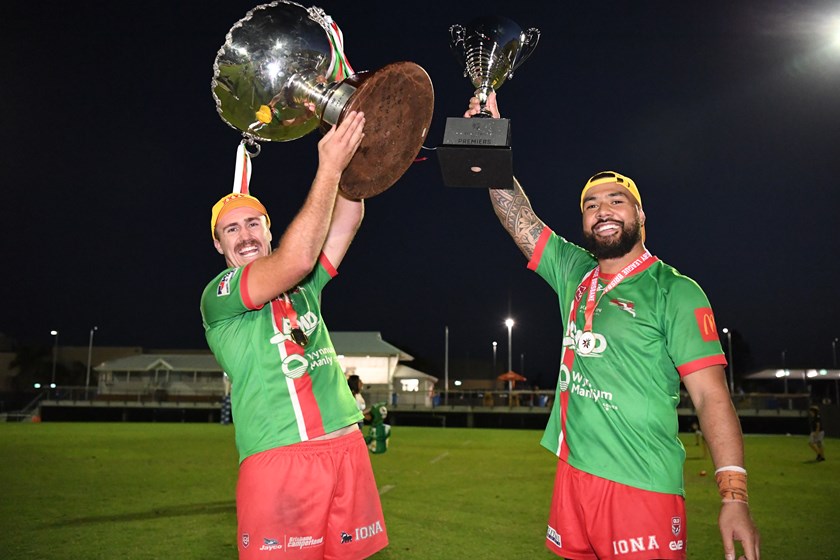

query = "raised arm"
[
  {"left": 682, "top": 366, "right": 760, "bottom": 560},
  {"left": 489, "top": 179, "right": 546, "bottom": 260},
  {"left": 322, "top": 192, "right": 364, "bottom": 269},
  {"left": 245, "top": 110, "right": 365, "bottom": 305},
  {"left": 464, "top": 92, "right": 547, "bottom": 260}
]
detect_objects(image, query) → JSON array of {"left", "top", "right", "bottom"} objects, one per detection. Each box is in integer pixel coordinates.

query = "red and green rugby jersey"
[
  {"left": 530, "top": 228, "right": 726, "bottom": 496},
  {"left": 200, "top": 253, "right": 361, "bottom": 463}
]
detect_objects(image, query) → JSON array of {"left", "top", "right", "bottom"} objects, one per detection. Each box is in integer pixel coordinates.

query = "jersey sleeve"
[
  {"left": 309, "top": 252, "right": 338, "bottom": 293},
  {"left": 528, "top": 227, "right": 597, "bottom": 297},
  {"left": 661, "top": 271, "right": 727, "bottom": 376},
  {"left": 200, "top": 267, "right": 250, "bottom": 328}
]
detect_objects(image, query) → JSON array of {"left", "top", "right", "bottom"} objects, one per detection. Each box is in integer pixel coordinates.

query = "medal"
[
  {"left": 291, "top": 327, "right": 309, "bottom": 347},
  {"left": 577, "top": 331, "right": 596, "bottom": 355}
]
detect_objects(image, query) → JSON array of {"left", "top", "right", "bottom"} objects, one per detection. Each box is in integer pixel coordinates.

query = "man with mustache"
[
  {"left": 201, "top": 111, "right": 388, "bottom": 560},
  {"left": 466, "top": 94, "right": 759, "bottom": 560}
]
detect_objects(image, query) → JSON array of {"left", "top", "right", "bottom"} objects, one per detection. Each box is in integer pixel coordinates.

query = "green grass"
[{"left": 0, "top": 423, "right": 837, "bottom": 559}]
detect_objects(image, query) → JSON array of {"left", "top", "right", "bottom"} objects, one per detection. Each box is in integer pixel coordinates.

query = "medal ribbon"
[
  {"left": 278, "top": 293, "right": 307, "bottom": 350},
  {"left": 581, "top": 250, "right": 655, "bottom": 334}
]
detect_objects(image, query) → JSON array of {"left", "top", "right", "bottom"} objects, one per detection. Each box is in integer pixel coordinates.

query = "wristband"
[{"left": 715, "top": 466, "right": 748, "bottom": 504}]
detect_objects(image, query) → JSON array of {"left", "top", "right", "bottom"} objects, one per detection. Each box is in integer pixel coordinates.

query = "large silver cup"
[
  {"left": 450, "top": 16, "right": 540, "bottom": 117},
  {"left": 212, "top": 1, "right": 434, "bottom": 199},
  {"left": 438, "top": 16, "right": 539, "bottom": 188}
]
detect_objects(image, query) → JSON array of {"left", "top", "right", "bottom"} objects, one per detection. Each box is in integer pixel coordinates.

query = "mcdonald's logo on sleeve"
[{"left": 693, "top": 308, "right": 719, "bottom": 342}]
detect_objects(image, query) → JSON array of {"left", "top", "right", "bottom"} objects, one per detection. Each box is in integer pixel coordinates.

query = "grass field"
[{"left": 1, "top": 423, "right": 837, "bottom": 559}]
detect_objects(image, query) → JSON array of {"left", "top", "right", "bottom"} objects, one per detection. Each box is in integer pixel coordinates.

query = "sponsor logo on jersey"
[
  {"left": 217, "top": 270, "right": 235, "bottom": 297},
  {"left": 259, "top": 537, "right": 283, "bottom": 551},
  {"left": 694, "top": 307, "right": 719, "bottom": 342},
  {"left": 612, "top": 535, "right": 660, "bottom": 555},
  {"left": 287, "top": 535, "right": 324, "bottom": 549},
  {"left": 671, "top": 515, "right": 682, "bottom": 536},
  {"left": 610, "top": 298, "right": 636, "bottom": 317},
  {"left": 546, "top": 525, "right": 562, "bottom": 547},
  {"left": 241, "top": 532, "right": 250, "bottom": 548}
]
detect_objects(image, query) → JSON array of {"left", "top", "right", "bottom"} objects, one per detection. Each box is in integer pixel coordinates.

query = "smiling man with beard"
[
  {"left": 466, "top": 94, "right": 759, "bottom": 560},
  {"left": 200, "top": 111, "right": 389, "bottom": 560}
]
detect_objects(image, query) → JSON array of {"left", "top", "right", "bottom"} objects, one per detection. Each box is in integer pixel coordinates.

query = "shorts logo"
[
  {"left": 353, "top": 521, "right": 384, "bottom": 542},
  {"left": 287, "top": 535, "right": 324, "bottom": 549},
  {"left": 694, "top": 307, "right": 719, "bottom": 342},
  {"left": 217, "top": 270, "right": 235, "bottom": 297},
  {"left": 669, "top": 540, "right": 685, "bottom": 551},
  {"left": 546, "top": 525, "right": 562, "bottom": 548},
  {"left": 672, "top": 516, "right": 682, "bottom": 536},
  {"left": 612, "top": 536, "right": 660, "bottom": 555},
  {"left": 340, "top": 532, "right": 353, "bottom": 544},
  {"left": 241, "top": 533, "right": 250, "bottom": 549},
  {"left": 259, "top": 537, "right": 283, "bottom": 551}
]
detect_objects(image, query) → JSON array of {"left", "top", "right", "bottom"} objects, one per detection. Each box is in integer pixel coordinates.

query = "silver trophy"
[
  {"left": 212, "top": 1, "right": 434, "bottom": 199},
  {"left": 438, "top": 16, "right": 539, "bottom": 188}
]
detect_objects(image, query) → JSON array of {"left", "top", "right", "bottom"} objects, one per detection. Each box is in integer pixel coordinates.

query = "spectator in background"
[
  {"left": 808, "top": 405, "right": 826, "bottom": 462},
  {"left": 348, "top": 374, "right": 370, "bottom": 428}
]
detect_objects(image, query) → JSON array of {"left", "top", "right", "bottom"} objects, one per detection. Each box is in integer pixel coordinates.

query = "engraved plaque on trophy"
[{"left": 438, "top": 16, "right": 539, "bottom": 188}]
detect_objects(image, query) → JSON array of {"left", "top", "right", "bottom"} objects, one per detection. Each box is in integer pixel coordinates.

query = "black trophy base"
[{"left": 437, "top": 117, "right": 513, "bottom": 188}]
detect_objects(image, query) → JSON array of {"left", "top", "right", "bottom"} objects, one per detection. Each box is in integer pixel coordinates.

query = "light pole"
[
  {"left": 444, "top": 326, "right": 449, "bottom": 406},
  {"left": 505, "top": 319, "right": 514, "bottom": 373},
  {"left": 781, "top": 349, "right": 788, "bottom": 395},
  {"left": 722, "top": 327, "right": 734, "bottom": 394},
  {"left": 85, "top": 326, "right": 98, "bottom": 392},
  {"left": 492, "top": 341, "right": 498, "bottom": 375},
  {"left": 50, "top": 330, "right": 59, "bottom": 384},
  {"left": 833, "top": 337, "right": 838, "bottom": 405}
]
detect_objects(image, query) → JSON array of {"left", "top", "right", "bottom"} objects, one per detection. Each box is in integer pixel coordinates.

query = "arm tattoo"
[{"left": 489, "top": 181, "right": 545, "bottom": 260}]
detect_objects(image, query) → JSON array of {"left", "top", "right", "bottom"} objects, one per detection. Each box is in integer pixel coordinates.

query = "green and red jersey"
[
  {"left": 530, "top": 228, "right": 726, "bottom": 496},
  {"left": 200, "top": 253, "right": 361, "bottom": 463}
]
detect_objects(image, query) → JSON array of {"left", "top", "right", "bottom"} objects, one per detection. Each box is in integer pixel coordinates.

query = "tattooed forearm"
[{"left": 489, "top": 179, "right": 544, "bottom": 259}]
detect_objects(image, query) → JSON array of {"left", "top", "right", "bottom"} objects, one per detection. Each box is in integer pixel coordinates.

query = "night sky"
[{"left": 4, "top": 1, "right": 840, "bottom": 389}]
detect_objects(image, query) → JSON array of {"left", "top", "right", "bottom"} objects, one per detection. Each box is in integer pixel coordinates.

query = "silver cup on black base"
[{"left": 438, "top": 16, "right": 539, "bottom": 188}]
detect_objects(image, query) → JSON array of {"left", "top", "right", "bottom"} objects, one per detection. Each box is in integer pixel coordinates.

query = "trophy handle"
[
  {"left": 509, "top": 27, "right": 541, "bottom": 78},
  {"left": 449, "top": 24, "right": 466, "bottom": 72}
]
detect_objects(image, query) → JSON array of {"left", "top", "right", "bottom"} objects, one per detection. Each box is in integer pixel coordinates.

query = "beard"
[{"left": 582, "top": 216, "right": 643, "bottom": 260}]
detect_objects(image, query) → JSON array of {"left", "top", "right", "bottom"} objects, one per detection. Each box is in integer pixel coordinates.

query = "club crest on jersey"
[
  {"left": 672, "top": 516, "right": 682, "bottom": 536},
  {"left": 241, "top": 532, "right": 250, "bottom": 548},
  {"left": 217, "top": 270, "right": 235, "bottom": 297},
  {"left": 610, "top": 298, "right": 636, "bottom": 317}
]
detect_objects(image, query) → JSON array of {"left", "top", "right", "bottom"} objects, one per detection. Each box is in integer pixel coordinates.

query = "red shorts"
[
  {"left": 236, "top": 429, "right": 387, "bottom": 560},
  {"left": 546, "top": 460, "right": 687, "bottom": 560}
]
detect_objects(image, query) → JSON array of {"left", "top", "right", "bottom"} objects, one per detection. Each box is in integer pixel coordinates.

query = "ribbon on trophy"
[
  {"left": 231, "top": 141, "right": 254, "bottom": 195},
  {"left": 323, "top": 15, "right": 354, "bottom": 82}
]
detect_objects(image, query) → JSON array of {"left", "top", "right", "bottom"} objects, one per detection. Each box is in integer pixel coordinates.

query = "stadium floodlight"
[
  {"left": 721, "top": 328, "right": 734, "bottom": 393},
  {"left": 50, "top": 330, "right": 59, "bottom": 384}
]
